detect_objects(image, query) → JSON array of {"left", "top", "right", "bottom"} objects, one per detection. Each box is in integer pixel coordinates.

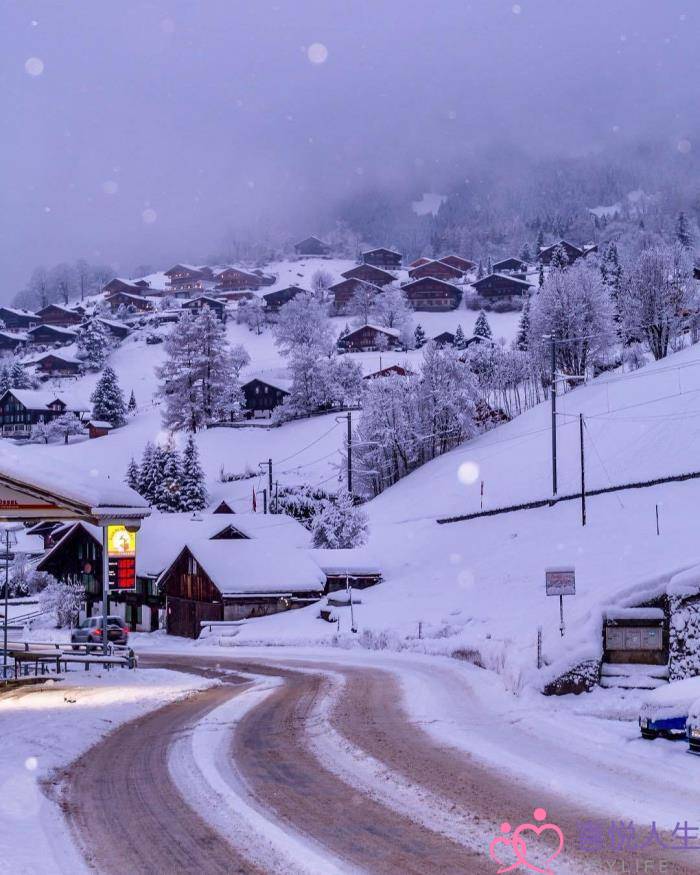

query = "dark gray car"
[{"left": 71, "top": 615, "right": 129, "bottom": 648}]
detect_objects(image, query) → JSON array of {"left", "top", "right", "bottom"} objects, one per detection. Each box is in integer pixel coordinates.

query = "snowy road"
[{"left": 60, "top": 651, "right": 700, "bottom": 874}]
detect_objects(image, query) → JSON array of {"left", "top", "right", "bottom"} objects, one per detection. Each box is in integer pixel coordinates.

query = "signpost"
[
  {"left": 545, "top": 566, "right": 575, "bottom": 637},
  {"left": 103, "top": 525, "right": 137, "bottom": 655}
]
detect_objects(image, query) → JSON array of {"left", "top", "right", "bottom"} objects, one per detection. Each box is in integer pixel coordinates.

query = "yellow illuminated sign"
[{"left": 107, "top": 525, "right": 136, "bottom": 558}]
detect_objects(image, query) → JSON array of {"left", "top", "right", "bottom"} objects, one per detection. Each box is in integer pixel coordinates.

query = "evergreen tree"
[
  {"left": 535, "top": 229, "right": 545, "bottom": 258},
  {"left": 128, "top": 389, "right": 137, "bottom": 414},
  {"left": 311, "top": 489, "right": 369, "bottom": 549},
  {"left": 486, "top": 256, "right": 493, "bottom": 275},
  {"left": 474, "top": 310, "right": 492, "bottom": 340},
  {"left": 153, "top": 441, "right": 183, "bottom": 512},
  {"left": 76, "top": 318, "right": 109, "bottom": 369},
  {"left": 538, "top": 262, "right": 545, "bottom": 288},
  {"left": 549, "top": 244, "right": 569, "bottom": 271},
  {"left": 125, "top": 457, "right": 140, "bottom": 492},
  {"left": 90, "top": 366, "right": 127, "bottom": 426},
  {"left": 677, "top": 211, "right": 694, "bottom": 251},
  {"left": 138, "top": 441, "right": 159, "bottom": 503},
  {"left": 476, "top": 260, "right": 484, "bottom": 279},
  {"left": 519, "top": 242, "right": 532, "bottom": 263},
  {"left": 0, "top": 364, "right": 11, "bottom": 395},
  {"left": 414, "top": 324, "right": 427, "bottom": 348},
  {"left": 180, "top": 435, "right": 208, "bottom": 511},
  {"left": 515, "top": 298, "right": 531, "bottom": 351},
  {"left": 454, "top": 324, "right": 466, "bottom": 350},
  {"left": 9, "top": 359, "right": 31, "bottom": 389}
]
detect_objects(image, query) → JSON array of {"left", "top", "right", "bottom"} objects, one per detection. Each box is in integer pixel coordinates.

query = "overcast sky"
[{"left": 1, "top": 0, "right": 698, "bottom": 294}]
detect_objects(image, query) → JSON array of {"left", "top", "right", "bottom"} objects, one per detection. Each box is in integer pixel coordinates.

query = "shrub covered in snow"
[
  {"left": 669, "top": 595, "right": 700, "bottom": 681},
  {"left": 311, "top": 489, "right": 369, "bottom": 549},
  {"left": 38, "top": 576, "right": 83, "bottom": 628}
]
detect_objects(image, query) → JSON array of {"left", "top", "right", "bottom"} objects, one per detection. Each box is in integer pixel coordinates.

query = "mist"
[{"left": 2, "top": 0, "right": 698, "bottom": 296}]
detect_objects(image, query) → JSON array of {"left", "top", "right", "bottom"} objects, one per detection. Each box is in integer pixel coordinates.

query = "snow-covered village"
[{"left": 3, "top": 3, "right": 700, "bottom": 874}]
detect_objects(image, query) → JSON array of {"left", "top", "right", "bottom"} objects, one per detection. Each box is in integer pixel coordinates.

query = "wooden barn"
[
  {"left": 433, "top": 331, "right": 456, "bottom": 347},
  {"left": 537, "top": 240, "right": 589, "bottom": 265},
  {"left": 30, "top": 352, "right": 82, "bottom": 378},
  {"left": 362, "top": 248, "right": 402, "bottom": 270},
  {"left": 0, "top": 389, "right": 85, "bottom": 438},
  {"left": 96, "top": 318, "right": 130, "bottom": 340},
  {"left": 26, "top": 324, "right": 78, "bottom": 346},
  {"left": 107, "top": 291, "right": 153, "bottom": 313},
  {"left": 0, "top": 331, "right": 28, "bottom": 353},
  {"left": 242, "top": 377, "right": 290, "bottom": 417},
  {"left": 341, "top": 264, "right": 395, "bottom": 287},
  {"left": 181, "top": 295, "right": 226, "bottom": 321},
  {"left": 440, "top": 255, "right": 475, "bottom": 273},
  {"left": 337, "top": 324, "right": 401, "bottom": 352},
  {"left": 263, "top": 286, "right": 303, "bottom": 314},
  {"left": 493, "top": 257, "right": 528, "bottom": 275},
  {"left": 329, "top": 278, "right": 381, "bottom": 312},
  {"left": 214, "top": 267, "right": 265, "bottom": 292},
  {"left": 471, "top": 273, "right": 532, "bottom": 299},
  {"left": 36, "top": 304, "right": 83, "bottom": 327},
  {"left": 0, "top": 307, "right": 39, "bottom": 331},
  {"left": 160, "top": 541, "right": 325, "bottom": 637},
  {"left": 401, "top": 276, "right": 462, "bottom": 310},
  {"left": 363, "top": 364, "right": 414, "bottom": 380},
  {"left": 294, "top": 236, "right": 331, "bottom": 257},
  {"left": 309, "top": 549, "right": 382, "bottom": 593},
  {"left": 408, "top": 259, "right": 464, "bottom": 282},
  {"left": 103, "top": 277, "right": 151, "bottom": 296}
]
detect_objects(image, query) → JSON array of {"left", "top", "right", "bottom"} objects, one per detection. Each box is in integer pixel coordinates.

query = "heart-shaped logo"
[
  {"left": 489, "top": 809, "right": 564, "bottom": 875},
  {"left": 489, "top": 829, "right": 528, "bottom": 873}
]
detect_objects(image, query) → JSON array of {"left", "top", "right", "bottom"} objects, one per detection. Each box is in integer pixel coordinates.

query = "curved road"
[{"left": 59, "top": 653, "right": 700, "bottom": 875}]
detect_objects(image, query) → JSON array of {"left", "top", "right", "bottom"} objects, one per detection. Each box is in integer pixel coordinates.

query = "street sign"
[
  {"left": 545, "top": 567, "right": 575, "bottom": 597},
  {"left": 107, "top": 525, "right": 136, "bottom": 557},
  {"left": 107, "top": 525, "right": 136, "bottom": 590}
]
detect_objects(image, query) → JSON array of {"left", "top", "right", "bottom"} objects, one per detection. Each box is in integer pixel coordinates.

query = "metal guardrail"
[{"left": 1, "top": 639, "right": 137, "bottom": 680}]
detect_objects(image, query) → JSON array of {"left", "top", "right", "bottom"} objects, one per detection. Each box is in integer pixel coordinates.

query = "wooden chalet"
[
  {"left": 471, "top": 273, "right": 532, "bottom": 299},
  {"left": 36, "top": 522, "right": 105, "bottom": 616},
  {"left": 337, "top": 324, "right": 401, "bottom": 352},
  {"left": 537, "top": 240, "right": 597, "bottom": 266},
  {"left": 493, "top": 257, "right": 528, "bottom": 275},
  {"left": 0, "top": 389, "right": 85, "bottom": 438},
  {"left": 88, "top": 420, "right": 113, "bottom": 439},
  {"left": 96, "top": 318, "right": 130, "bottom": 340},
  {"left": 408, "top": 259, "right": 464, "bottom": 282},
  {"left": 433, "top": 331, "right": 456, "bottom": 347},
  {"left": 440, "top": 255, "right": 476, "bottom": 273},
  {"left": 262, "top": 286, "right": 303, "bottom": 314},
  {"left": 103, "top": 278, "right": 150, "bottom": 296},
  {"left": 363, "top": 364, "right": 414, "bottom": 380},
  {"left": 0, "top": 307, "right": 39, "bottom": 331},
  {"left": 362, "top": 248, "right": 402, "bottom": 270},
  {"left": 181, "top": 295, "right": 226, "bottom": 321},
  {"left": 294, "top": 236, "right": 331, "bottom": 257},
  {"left": 309, "top": 549, "right": 382, "bottom": 593},
  {"left": 216, "top": 289, "right": 256, "bottom": 303},
  {"left": 401, "top": 276, "right": 462, "bottom": 311},
  {"left": 0, "top": 331, "right": 28, "bottom": 353},
  {"left": 164, "top": 264, "right": 214, "bottom": 293},
  {"left": 329, "top": 278, "right": 382, "bottom": 313},
  {"left": 409, "top": 257, "right": 431, "bottom": 268},
  {"left": 26, "top": 521, "right": 69, "bottom": 550},
  {"left": 242, "top": 377, "right": 290, "bottom": 417},
  {"left": 214, "top": 267, "right": 265, "bottom": 292},
  {"left": 36, "top": 304, "right": 83, "bottom": 328},
  {"left": 107, "top": 291, "right": 153, "bottom": 313},
  {"left": 341, "top": 264, "right": 395, "bottom": 287},
  {"left": 26, "top": 324, "right": 78, "bottom": 346},
  {"left": 160, "top": 541, "right": 325, "bottom": 637},
  {"left": 30, "top": 352, "right": 82, "bottom": 378}
]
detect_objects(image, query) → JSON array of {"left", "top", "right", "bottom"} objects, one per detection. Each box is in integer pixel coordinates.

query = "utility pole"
[
  {"left": 550, "top": 335, "right": 558, "bottom": 496},
  {"left": 347, "top": 411, "right": 353, "bottom": 495},
  {"left": 267, "top": 458, "right": 273, "bottom": 505},
  {"left": 579, "top": 414, "right": 586, "bottom": 526},
  {"left": 101, "top": 526, "right": 110, "bottom": 656},
  {"left": 275, "top": 480, "right": 278, "bottom": 515}
]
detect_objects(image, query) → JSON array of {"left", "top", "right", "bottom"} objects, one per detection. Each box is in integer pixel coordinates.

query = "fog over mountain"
[{"left": 1, "top": 0, "right": 699, "bottom": 295}]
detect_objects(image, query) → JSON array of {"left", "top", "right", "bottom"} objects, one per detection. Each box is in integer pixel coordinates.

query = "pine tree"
[
  {"left": 677, "top": 211, "right": 694, "bottom": 251},
  {"left": 138, "top": 441, "right": 159, "bottom": 503},
  {"left": 10, "top": 359, "right": 31, "bottom": 389},
  {"left": 515, "top": 298, "right": 531, "bottom": 351},
  {"left": 128, "top": 389, "right": 137, "bottom": 414},
  {"left": 474, "top": 311, "right": 492, "bottom": 340},
  {"left": 180, "top": 435, "right": 208, "bottom": 511},
  {"left": 535, "top": 229, "right": 545, "bottom": 258},
  {"left": 0, "top": 364, "right": 11, "bottom": 395},
  {"left": 153, "top": 441, "right": 183, "bottom": 512},
  {"left": 414, "top": 324, "right": 427, "bottom": 348},
  {"left": 550, "top": 244, "right": 569, "bottom": 271},
  {"left": 519, "top": 242, "right": 532, "bottom": 263},
  {"left": 76, "top": 318, "right": 109, "bottom": 369},
  {"left": 486, "top": 256, "right": 493, "bottom": 275},
  {"left": 125, "top": 457, "right": 140, "bottom": 492},
  {"left": 90, "top": 366, "right": 127, "bottom": 426},
  {"left": 454, "top": 324, "right": 466, "bottom": 350},
  {"left": 538, "top": 262, "right": 545, "bottom": 288},
  {"left": 476, "top": 260, "right": 484, "bottom": 279},
  {"left": 311, "top": 489, "right": 369, "bottom": 549}
]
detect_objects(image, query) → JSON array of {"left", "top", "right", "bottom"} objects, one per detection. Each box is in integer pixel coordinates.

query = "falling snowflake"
[
  {"left": 24, "top": 757, "right": 38, "bottom": 771},
  {"left": 678, "top": 139, "right": 692, "bottom": 154},
  {"left": 512, "top": 4, "right": 522, "bottom": 14},
  {"left": 307, "top": 42, "right": 328, "bottom": 64},
  {"left": 457, "top": 460, "right": 480, "bottom": 485},
  {"left": 102, "top": 180, "right": 118, "bottom": 195},
  {"left": 142, "top": 208, "right": 157, "bottom": 224},
  {"left": 25, "top": 57, "right": 44, "bottom": 77}
]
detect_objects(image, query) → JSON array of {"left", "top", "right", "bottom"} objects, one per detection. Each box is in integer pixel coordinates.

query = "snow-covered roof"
[
  {"left": 162, "top": 539, "right": 325, "bottom": 595},
  {"left": 402, "top": 276, "right": 460, "bottom": 291},
  {"left": 472, "top": 273, "right": 532, "bottom": 288},
  {"left": 0, "top": 331, "right": 28, "bottom": 342},
  {"left": 604, "top": 607, "right": 664, "bottom": 621},
  {"left": 0, "top": 307, "right": 38, "bottom": 318},
  {"left": 1, "top": 389, "right": 76, "bottom": 410},
  {"left": 38, "top": 304, "right": 78, "bottom": 315},
  {"left": 29, "top": 352, "right": 81, "bottom": 365},
  {"left": 309, "top": 548, "right": 381, "bottom": 576},
  {"left": 242, "top": 373, "right": 293, "bottom": 392},
  {"left": 88, "top": 420, "right": 113, "bottom": 430},
  {"left": 28, "top": 324, "right": 78, "bottom": 336},
  {"left": 135, "top": 512, "right": 234, "bottom": 577},
  {"left": 37, "top": 521, "right": 103, "bottom": 570},
  {"left": 346, "top": 324, "right": 400, "bottom": 338},
  {"left": 223, "top": 512, "right": 311, "bottom": 547}
]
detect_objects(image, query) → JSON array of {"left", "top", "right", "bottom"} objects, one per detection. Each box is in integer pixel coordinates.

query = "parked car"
[
  {"left": 71, "top": 615, "right": 129, "bottom": 648},
  {"left": 687, "top": 699, "right": 700, "bottom": 755},
  {"left": 639, "top": 677, "right": 700, "bottom": 740}
]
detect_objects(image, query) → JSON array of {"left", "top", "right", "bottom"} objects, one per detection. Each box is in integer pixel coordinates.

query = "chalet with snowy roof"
[
  {"left": 29, "top": 352, "right": 82, "bottom": 378},
  {"left": 181, "top": 295, "right": 226, "bottom": 321},
  {"left": 96, "top": 318, "right": 130, "bottom": 340},
  {"left": 471, "top": 273, "right": 532, "bottom": 299},
  {"left": 440, "top": 255, "right": 476, "bottom": 273},
  {"left": 329, "top": 278, "right": 382, "bottom": 312},
  {"left": 0, "top": 331, "right": 28, "bottom": 353},
  {"left": 363, "top": 364, "right": 414, "bottom": 380},
  {"left": 0, "top": 389, "right": 85, "bottom": 438},
  {"left": 408, "top": 259, "right": 464, "bottom": 282},
  {"left": 309, "top": 549, "right": 382, "bottom": 593},
  {"left": 537, "top": 240, "right": 596, "bottom": 266},
  {"left": 294, "top": 236, "right": 331, "bottom": 257},
  {"left": 262, "top": 286, "right": 303, "bottom": 314},
  {"left": 103, "top": 277, "right": 150, "bottom": 296},
  {"left": 164, "top": 264, "right": 215, "bottom": 292},
  {"left": 493, "top": 257, "right": 529, "bottom": 276},
  {"left": 214, "top": 267, "right": 266, "bottom": 292},
  {"left": 409, "top": 257, "right": 431, "bottom": 268},
  {"left": 401, "top": 276, "right": 462, "bottom": 311},
  {"left": 216, "top": 289, "right": 256, "bottom": 303},
  {"left": 362, "top": 248, "right": 402, "bottom": 270},
  {"left": 242, "top": 377, "right": 290, "bottom": 417},
  {"left": 0, "top": 307, "right": 39, "bottom": 331},
  {"left": 341, "top": 264, "right": 395, "bottom": 287},
  {"left": 433, "top": 331, "right": 456, "bottom": 347},
  {"left": 36, "top": 303, "right": 83, "bottom": 328},
  {"left": 461, "top": 334, "right": 498, "bottom": 351},
  {"left": 26, "top": 324, "right": 78, "bottom": 346},
  {"left": 87, "top": 420, "right": 112, "bottom": 439},
  {"left": 106, "top": 291, "right": 154, "bottom": 313},
  {"left": 337, "top": 324, "right": 401, "bottom": 352}
]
